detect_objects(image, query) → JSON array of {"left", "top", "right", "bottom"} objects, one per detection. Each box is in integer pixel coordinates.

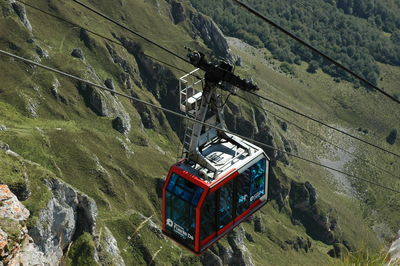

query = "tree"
[{"left": 307, "top": 61, "right": 319, "bottom": 74}]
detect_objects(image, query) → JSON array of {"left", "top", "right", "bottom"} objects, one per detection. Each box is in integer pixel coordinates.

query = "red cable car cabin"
[{"left": 162, "top": 134, "right": 269, "bottom": 254}]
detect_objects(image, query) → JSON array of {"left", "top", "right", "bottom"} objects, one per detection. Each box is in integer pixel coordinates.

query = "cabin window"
[
  {"left": 218, "top": 179, "right": 234, "bottom": 229},
  {"left": 249, "top": 158, "right": 266, "bottom": 202},
  {"left": 200, "top": 192, "right": 216, "bottom": 241},
  {"left": 236, "top": 170, "right": 251, "bottom": 216},
  {"left": 165, "top": 173, "right": 204, "bottom": 247}
]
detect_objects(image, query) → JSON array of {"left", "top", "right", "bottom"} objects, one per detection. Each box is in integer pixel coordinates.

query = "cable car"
[
  {"left": 162, "top": 134, "right": 269, "bottom": 253},
  {"left": 162, "top": 51, "right": 269, "bottom": 253}
]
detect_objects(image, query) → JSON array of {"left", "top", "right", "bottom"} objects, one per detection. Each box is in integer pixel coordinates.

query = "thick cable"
[
  {"left": 21, "top": 0, "right": 397, "bottom": 160},
  {"left": 72, "top": 0, "right": 190, "bottom": 64},
  {"left": 232, "top": 0, "right": 400, "bottom": 104},
  {"left": 17, "top": 0, "right": 202, "bottom": 80},
  {"left": 0, "top": 49, "right": 398, "bottom": 193},
  {"left": 236, "top": 94, "right": 400, "bottom": 179},
  {"left": 248, "top": 91, "right": 400, "bottom": 159}
]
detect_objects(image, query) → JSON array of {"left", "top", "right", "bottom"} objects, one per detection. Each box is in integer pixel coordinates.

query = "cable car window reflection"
[
  {"left": 218, "top": 180, "right": 234, "bottom": 229},
  {"left": 165, "top": 173, "right": 204, "bottom": 248},
  {"left": 236, "top": 171, "right": 250, "bottom": 216},
  {"left": 249, "top": 158, "right": 266, "bottom": 202},
  {"left": 200, "top": 192, "right": 216, "bottom": 241}
]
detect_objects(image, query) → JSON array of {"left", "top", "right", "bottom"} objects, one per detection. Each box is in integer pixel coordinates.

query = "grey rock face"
[
  {"left": 80, "top": 28, "right": 96, "bottom": 50},
  {"left": 97, "top": 227, "right": 125, "bottom": 266},
  {"left": 26, "top": 97, "right": 38, "bottom": 118},
  {"left": 289, "top": 180, "right": 337, "bottom": 245},
  {"left": 227, "top": 226, "right": 255, "bottom": 266},
  {"left": 201, "top": 250, "right": 223, "bottom": 266},
  {"left": 106, "top": 43, "right": 135, "bottom": 76},
  {"left": 71, "top": 48, "right": 84, "bottom": 59},
  {"left": 285, "top": 236, "right": 312, "bottom": 252},
  {"left": 170, "top": 0, "right": 186, "bottom": 24},
  {"left": 28, "top": 178, "right": 97, "bottom": 264},
  {"left": 11, "top": 2, "right": 32, "bottom": 31},
  {"left": 35, "top": 46, "right": 49, "bottom": 58},
  {"left": 105, "top": 78, "right": 116, "bottom": 96},
  {"left": 77, "top": 82, "right": 131, "bottom": 134},
  {"left": 191, "top": 12, "right": 231, "bottom": 59}
]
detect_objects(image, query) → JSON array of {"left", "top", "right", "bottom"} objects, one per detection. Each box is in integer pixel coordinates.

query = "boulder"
[
  {"left": 71, "top": 48, "right": 84, "bottom": 59},
  {"left": 170, "top": 0, "right": 186, "bottom": 24},
  {"left": 35, "top": 46, "right": 49, "bottom": 58},
  {"left": 327, "top": 243, "right": 348, "bottom": 258},
  {"left": 80, "top": 28, "right": 96, "bottom": 50},
  {"left": 105, "top": 78, "right": 116, "bottom": 96},
  {"left": 386, "top": 129, "right": 397, "bottom": 145}
]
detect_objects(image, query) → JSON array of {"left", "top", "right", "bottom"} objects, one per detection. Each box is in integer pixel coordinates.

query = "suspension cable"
[
  {"left": 236, "top": 94, "right": 400, "bottom": 179},
  {"left": 31, "top": 0, "right": 398, "bottom": 159},
  {"left": 248, "top": 91, "right": 400, "bottom": 159},
  {"left": 17, "top": 0, "right": 202, "bottom": 80},
  {"left": 72, "top": 0, "right": 190, "bottom": 64},
  {"left": 1, "top": 49, "right": 398, "bottom": 193}
]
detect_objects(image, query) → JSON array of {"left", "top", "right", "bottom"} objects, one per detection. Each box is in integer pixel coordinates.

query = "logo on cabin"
[{"left": 167, "top": 218, "right": 193, "bottom": 240}]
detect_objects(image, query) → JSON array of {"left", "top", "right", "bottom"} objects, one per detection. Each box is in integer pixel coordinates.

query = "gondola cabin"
[{"left": 162, "top": 133, "right": 269, "bottom": 254}]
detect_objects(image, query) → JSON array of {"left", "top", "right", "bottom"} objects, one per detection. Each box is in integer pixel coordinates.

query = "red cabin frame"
[{"left": 162, "top": 153, "right": 269, "bottom": 254}]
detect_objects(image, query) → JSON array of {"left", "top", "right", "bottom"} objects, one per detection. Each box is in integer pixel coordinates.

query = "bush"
[
  {"left": 280, "top": 63, "right": 296, "bottom": 75},
  {"left": 307, "top": 61, "right": 319, "bottom": 73}
]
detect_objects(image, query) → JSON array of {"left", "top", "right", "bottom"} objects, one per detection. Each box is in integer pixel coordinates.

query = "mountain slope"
[{"left": 0, "top": 0, "right": 399, "bottom": 265}]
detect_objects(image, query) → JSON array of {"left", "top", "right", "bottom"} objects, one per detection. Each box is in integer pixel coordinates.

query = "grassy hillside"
[{"left": 0, "top": 0, "right": 399, "bottom": 265}]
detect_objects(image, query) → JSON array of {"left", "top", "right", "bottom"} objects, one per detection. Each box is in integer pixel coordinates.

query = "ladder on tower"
[{"left": 182, "top": 125, "right": 193, "bottom": 157}]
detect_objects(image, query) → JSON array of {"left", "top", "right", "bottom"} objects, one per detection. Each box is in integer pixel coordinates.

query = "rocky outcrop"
[
  {"left": 289, "top": 180, "right": 337, "bottom": 245},
  {"left": 190, "top": 11, "right": 231, "bottom": 59},
  {"left": 0, "top": 185, "right": 46, "bottom": 265},
  {"left": 71, "top": 48, "right": 84, "bottom": 59},
  {"left": 96, "top": 227, "right": 125, "bottom": 266},
  {"left": 28, "top": 178, "right": 98, "bottom": 264},
  {"left": 169, "top": 0, "right": 186, "bottom": 24},
  {"left": 77, "top": 82, "right": 131, "bottom": 135},
  {"left": 386, "top": 129, "right": 397, "bottom": 145},
  {"left": 201, "top": 250, "right": 223, "bottom": 266},
  {"left": 11, "top": 2, "right": 32, "bottom": 31},
  {"left": 80, "top": 28, "right": 96, "bottom": 50},
  {"left": 0, "top": 184, "right": 30, "bottom": 222},
  {"left": 387, "top": 230, "right": 400, "bottom": 265},
  {"left": 285, "top": 236, "right": 312, "bottom": 252},
  {"left": 227, "top": 226, "right": 255, "bottom": 266}
]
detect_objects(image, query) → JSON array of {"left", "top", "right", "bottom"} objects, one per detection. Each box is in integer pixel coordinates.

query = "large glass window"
[
  {"left": 165, "top": 173, "right": 204, "bottom": 248},
  {"left": 234, "top": 158, "right": 266, "bottom": 216},
  {"left": 236, "top": 171, "right": 250, "bottom": 216},
  {"left": 249, "top": 158, "right": 266, "bottom": 202},
  {"left": 218, "top": 180, "right": 234, "bottom": 229},
  {"left": 200, "top": 192, "right": 216, "bottom": 241}
]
